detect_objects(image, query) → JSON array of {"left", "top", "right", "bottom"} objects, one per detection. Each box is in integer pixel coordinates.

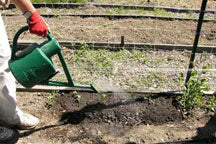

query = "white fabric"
[
  {"left": 0, "top": 14, "right": 10, "bottom": 73},
  {"left": 0, "top": 14, "right": 22, "bottom": 124},
  {"left": 0, "top": 0, "right": 10, "bottom": 9}
]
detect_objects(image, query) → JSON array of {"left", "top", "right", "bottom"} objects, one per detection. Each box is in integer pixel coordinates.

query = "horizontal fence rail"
[
  {"left": 3, "top": 13, "right": 216, "bottom": 22},
  {"left": 11, "top": 41, "right": 216, "bottom": 53},
  {"left": 7, "top": 3, "right": 216, "bottom": 14},
  {"left": 16, "top": 84, "right": 216, "bottom": 96}
]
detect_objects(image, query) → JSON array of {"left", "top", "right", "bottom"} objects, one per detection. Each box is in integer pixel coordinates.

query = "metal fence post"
[{"left": 185, "top": 0, "right": 208, "bottom": 87}]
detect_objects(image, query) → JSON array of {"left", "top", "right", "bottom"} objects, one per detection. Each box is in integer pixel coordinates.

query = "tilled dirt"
[
  {"left": 2, "top": 16, "right": 216, "bottom": 46},
  {"left": 52, "top": 92, "right": 182, "bottom": 126},
  {"left": 15, "top": 92, "right": 216, "bottom": 144}
]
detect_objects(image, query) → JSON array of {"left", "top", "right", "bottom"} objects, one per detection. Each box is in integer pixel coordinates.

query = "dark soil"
[
  {"left": 51, "top": 92, "right": 182, "bottom": 127},
  {"left": 44, "top": 92, "right": 184, "bottom": 143}
]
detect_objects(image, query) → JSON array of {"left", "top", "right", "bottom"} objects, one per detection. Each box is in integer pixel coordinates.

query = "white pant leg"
[
  {"left": 0, "top": 14, "right": 22, "bottom": 124},
  {"left": 0, "top": 14, "right": 10, "bottom": 73}
]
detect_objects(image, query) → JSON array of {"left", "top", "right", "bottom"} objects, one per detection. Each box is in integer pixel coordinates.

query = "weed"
[
  {"left": 73, "top": 42, "right": 90, "bottom": 63},
  {"left": 93, "top": 52, "right": 114, "bottom": 76},
  {"left": 151, "top": 9, "right": 172, "bottom": 17},
  {"left": 149, "top": 98, "right": 156, "bottom": 105},
  {"left": 178, "top": 72, "right": 185, "bottom": 83},
  {"left": 118, "top": 6, "right": 124, "bottom": 11},
  {"left": 48, "top": 90, "right": 58, "bottom": 107},
  {"left": 99, "top": 93, "right": 107, "bottom": 104},
  {"left": 143, "top": 96, "right": 148, "bottom": 101},
  {"left": 130, "top": 92, "right": 135, "bottom": 101},
  {"left": 205, "top": 95, "right": 216, "bottom": 111},
  {"left": 136, "top": 73, "right": 166, "bottom": 87},
  {"left": 130, "top": 50, "right": 149, "bottom": 64},
  {"left": 134, "top": 9, "right": 147, "bottom": 14},
  {"left": 73, "top": 44, "right": 115, "bottom": 77},
  {"left": 73, "top": 91, "right": 82, "bottom": 105},
  {"left": 131, "top": 50, "right": 143, "bottom": 61},
  {"left": 110, "top": 6, "right": 125, "bottom": 14},
  {"left": 111, "top": 49, "right": 128, "bottom": 61},
  {"left": 204, "top": 15, "right": 213, "bottom": 20},
  {"left": 86, "top": 50, "right": 114, "bottom": 77}
]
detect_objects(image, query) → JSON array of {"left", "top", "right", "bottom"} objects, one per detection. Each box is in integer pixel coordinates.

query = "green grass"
[
  {"left": 73, "top": 43, "right": 115, "bottom": 77},
  {"left": 136, "top": 72, "right": 166, "bottom": 87},
  {"left": 151, "top": 9, "right": 173, "bottom": 17}
]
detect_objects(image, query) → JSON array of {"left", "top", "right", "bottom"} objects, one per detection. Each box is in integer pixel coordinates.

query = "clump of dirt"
[{"left": 50, "top": 92, "right": 182, "bottom": 128}]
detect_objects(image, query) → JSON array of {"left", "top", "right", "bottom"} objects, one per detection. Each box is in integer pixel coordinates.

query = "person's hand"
[{"left": 28, "top": 11, "right": 48, "bottom": 37}]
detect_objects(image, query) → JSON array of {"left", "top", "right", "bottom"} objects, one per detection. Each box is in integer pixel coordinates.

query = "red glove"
[{"left": 28, "top": 11, "right": 48, "bottom": 37}]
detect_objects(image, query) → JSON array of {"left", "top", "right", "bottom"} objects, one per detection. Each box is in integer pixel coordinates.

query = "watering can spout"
[{"left": 90, "top": 84, "right": 99, "bottom": 93}]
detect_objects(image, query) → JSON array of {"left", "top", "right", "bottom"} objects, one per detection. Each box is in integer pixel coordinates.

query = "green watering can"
[{"left": 9, "top": 26, "right": 98, "bottom": 92}]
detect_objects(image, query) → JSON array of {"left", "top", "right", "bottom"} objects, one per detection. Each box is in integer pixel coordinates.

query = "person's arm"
[
  {"left": 13, "top": 0, "right": 48, "bottom": 37},
  {"left": 12, "top": 0, "right": 35, "bottom": 13}
]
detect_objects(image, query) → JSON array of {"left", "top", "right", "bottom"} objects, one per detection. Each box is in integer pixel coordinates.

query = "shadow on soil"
[
  {"left": 19, "top": 123, "right": 65, "bottom": 138},
  {"left": 58, "top": 96, "right": 152, "bottom": 143},
  {"left": 59, "top": 99, "right": 142, "bottom": 125},
  {"left": 18, "top": 96, "right": 148, "bottom": 138},
  {"left": 156, "top": 113, "right": 216, "bottom": 144},
  {"left": 191, "top": 112, "right": 216, "bottom": 143},
  {"left": 58, "top": 94, "right": 178, "bottom": 125}
]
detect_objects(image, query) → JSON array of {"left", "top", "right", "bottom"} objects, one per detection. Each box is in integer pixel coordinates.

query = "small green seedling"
[
  {"left": 130, "top": 92, "right": 135, "bottom": 101},
  {"left": 99, "top": 93, "right": 107, "bottom": 104},
  {"left": 206, "top": 95, "right": 216, "bottom": 111},
  {"left": 73, "top": 91, "right": 82, "bottom": 105},
  {"left": 48, "top": 90, "right": 58, "bottom": 107}
]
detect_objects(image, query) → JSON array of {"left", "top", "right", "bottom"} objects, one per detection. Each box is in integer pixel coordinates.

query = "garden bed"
[{"left": 16, "top": 91, "right": 216, "bottom": 144}]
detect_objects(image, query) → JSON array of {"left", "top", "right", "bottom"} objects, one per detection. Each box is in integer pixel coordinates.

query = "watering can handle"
[{"left": 11, "top": 25, "right": 52, "bottom": 60}]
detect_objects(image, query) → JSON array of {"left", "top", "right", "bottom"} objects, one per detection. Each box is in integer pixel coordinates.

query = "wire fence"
[
  {"left": 1, "top": 0, "right": 216, "bottom": 91},
  {"left": 29, "top": 0, "right": 216, "bottom": 9}
]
